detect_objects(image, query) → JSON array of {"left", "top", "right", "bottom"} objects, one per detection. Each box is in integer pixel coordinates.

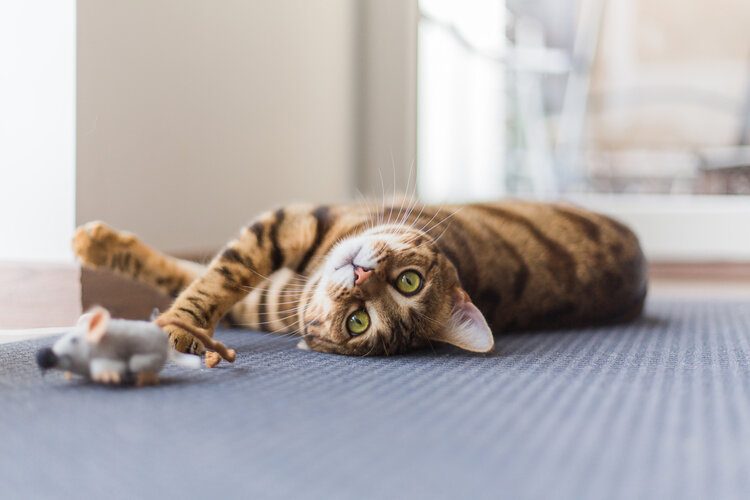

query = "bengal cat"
[{"left": 73, "top": 201, "right": 647, "bottom": 356}]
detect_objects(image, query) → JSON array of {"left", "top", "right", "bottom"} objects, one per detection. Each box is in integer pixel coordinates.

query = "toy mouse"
[{"left": 35, "top": 306, "right": 236, "bottom": 386}]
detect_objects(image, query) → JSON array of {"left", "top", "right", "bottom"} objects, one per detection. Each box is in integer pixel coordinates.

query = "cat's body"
[{"left": 74, "top": 201, "right": 647, "bottom": 356}]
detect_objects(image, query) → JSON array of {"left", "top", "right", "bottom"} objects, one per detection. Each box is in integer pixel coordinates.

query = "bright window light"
[{"left": 0, "top": 0, "right": 76, "bottom": 262}]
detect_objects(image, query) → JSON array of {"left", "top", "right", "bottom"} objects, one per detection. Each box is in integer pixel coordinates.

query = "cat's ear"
[
  {"left": 433, "top": 289, "right": 494, "bottom": 353},
  {"left": 84, "top": 306, "right": 111, "bottom": 344}
]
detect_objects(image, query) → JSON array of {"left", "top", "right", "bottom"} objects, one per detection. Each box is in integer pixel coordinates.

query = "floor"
[{"left": 4, "top": 296, "right": 750, "bottom": 499}]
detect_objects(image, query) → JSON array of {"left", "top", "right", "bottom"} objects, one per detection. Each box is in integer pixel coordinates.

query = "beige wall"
[
  {"left": 356, "top": 0, "right": 418, "bottom": 196},
  {"left": 77, "top": 0, "right": 358, "bottom": 254}
]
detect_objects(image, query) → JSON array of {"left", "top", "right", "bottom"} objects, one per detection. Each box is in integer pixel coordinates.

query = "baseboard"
[
  {"left": 81, "top": 268, "right": 172, "bottom": 321},
  {"left": 649, "top": 261, "right": 750, "bottom": 281},
  {"left": 0, "top": 262, "right": 81, "bottom": 329}
]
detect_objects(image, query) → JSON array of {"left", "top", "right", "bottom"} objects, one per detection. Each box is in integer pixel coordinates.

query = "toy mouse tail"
[{"left": 168, "top": 349, "right": 202, "bottom": 369}]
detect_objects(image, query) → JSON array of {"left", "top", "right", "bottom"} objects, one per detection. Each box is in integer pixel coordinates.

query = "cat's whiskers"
[
  {"left": 274, "top": 307, "right": 326, "bottom": 341},
  {"left": 398, "top": 196, "right": 421, "bottom": 231},
  {"left": 378, "top": 167, "right": 387, "bottom": 227},
  {"left": 238, "top": 274, "right": 310, "bottom": 290},
  {"left": 415, "top": 207, "right": 450, "bottom": 235},
  {"left": 394, "top": 160, "right": 420, "bottom": 230},
  {"left": 233, "top": 266, "right": 310, "bottom": 293},
  {"left": 268, "top": 323, "right": 306, "bottom": 339},
  {"left": 371, "top": 224, "right": 425, "bottom": 250},
  {"left": 283, "top": 296, "right": 321, "bottom": 334},
  {"left": 388, "top": 154, "right": 398, "bottom": 227},
  {"left": 240, "top": 299, "right": 315, "bottom": 333},
  {"left": 392, "top": 158, "right": 415, "bottom": 228},
  {"left": 413, "top": 206, "right": 464, "bottom": 240},
  {"left": 410, "top": 320, "right": 438, "bottom": 354},
  {"left": 412, "top": 308, "right": 444, "bottom": 329},
  {"left": 401, "top": 205, "right": 445, "bottom": 241},
  {"left": 413, "top": 221, "right": 455, "bottom": 250},
  {"left": 380, "top": 336, "right": 390, "bottom": 356},
  {"left": 274, "top": 313, "right": 322, "bottom": 338},
  {"left": 258, "top": 299, "right": 307, "bottom": 307},
  {"left": 237, "top": 283, "right": 308, "bottom": 295},
  {"left": 250, "top": 266, "right": 304, "bottom": 284},
  {"left": 238, "top": 284, "right": 314, "bottom": 326},
  {"left": 239, "top": 314, "right": 298, "bottom": 328},
  {"left": 355, "top": 189, "right": 379, "bottom": 231},
  {"left": 359, "top": 340, "right": 378, "bottom": 357}
]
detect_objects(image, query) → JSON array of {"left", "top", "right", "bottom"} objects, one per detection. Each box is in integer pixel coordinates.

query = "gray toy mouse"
[{"left": 36, "top": 306, "right": 236, "bottom": 386}]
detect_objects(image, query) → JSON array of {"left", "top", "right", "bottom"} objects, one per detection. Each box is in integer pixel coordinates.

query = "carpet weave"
[{"left": 2, "top": 298, "right": 750, "bottom": 499}]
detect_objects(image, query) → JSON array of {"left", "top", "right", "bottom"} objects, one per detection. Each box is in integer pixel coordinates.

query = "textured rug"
[{"left": 2, "top": 298, "right": 750, "bottom": 500}]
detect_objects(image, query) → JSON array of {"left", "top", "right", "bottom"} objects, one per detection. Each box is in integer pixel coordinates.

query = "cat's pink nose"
[{"left": 354, "top": 266, "right": 373, "bottom": 286}]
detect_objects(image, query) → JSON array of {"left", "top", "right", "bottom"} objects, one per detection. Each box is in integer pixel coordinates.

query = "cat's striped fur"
[{"left": 73, "top": 201, "right": 647, "bottom": 356}]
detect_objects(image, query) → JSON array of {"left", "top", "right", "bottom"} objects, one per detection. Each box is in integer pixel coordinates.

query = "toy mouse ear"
[
  {"left": 432, "top": 288, "right": 494, "bottom": 353},
  {"left": 84, "top": 306, "right": 111, "bottom": 344},
  {"left": 150, "top": 308, "right": 161, "bottom": 322}
]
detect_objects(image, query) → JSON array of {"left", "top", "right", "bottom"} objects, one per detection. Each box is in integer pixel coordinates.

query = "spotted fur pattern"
[{"left": 73, "top": 201, "right": 647, "bottom": 356}]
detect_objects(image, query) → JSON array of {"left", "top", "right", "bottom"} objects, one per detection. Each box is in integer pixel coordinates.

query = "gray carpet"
[{"left": 3, "top": 298, "right": 750, "bottom": 500}]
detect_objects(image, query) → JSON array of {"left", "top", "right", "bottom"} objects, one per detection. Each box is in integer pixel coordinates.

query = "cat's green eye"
[
  {"left": 395, "top": 270, "right": 423, "bottom": 296},
  {"left": 346, "top": 309, "right": 370, "bottom": 336}
]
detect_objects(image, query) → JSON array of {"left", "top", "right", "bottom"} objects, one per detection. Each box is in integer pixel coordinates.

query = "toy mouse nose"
[
  {"left": 36, "top": 347, "right": 58, "bottom": 370},
  {"left": 354, "top": 266, "right": 373, "bottom": 286}
]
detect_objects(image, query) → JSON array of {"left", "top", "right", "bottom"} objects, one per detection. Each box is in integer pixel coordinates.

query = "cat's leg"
[
  {"left": 158, "top": 205, "right": 340, "bottom": 353},
  {"left": 73, "top": 221, "right": 304, "bottom": 334},
  {"left": 73, "top": 221, "right": 203, "bottom": 297}
]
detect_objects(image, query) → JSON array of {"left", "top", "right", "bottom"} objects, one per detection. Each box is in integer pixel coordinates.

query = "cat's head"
[{"left": 297, "top": 224, "right": 493, "bottom": 355}]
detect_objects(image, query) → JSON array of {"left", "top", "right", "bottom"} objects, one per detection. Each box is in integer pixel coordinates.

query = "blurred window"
[{"left": 417, "top": 0, "right": 750, "bottom": 260}]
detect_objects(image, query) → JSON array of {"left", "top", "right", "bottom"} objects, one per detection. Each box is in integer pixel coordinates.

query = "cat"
[{"left": 73, "top": 200, "right": 647, "bottom": 356}]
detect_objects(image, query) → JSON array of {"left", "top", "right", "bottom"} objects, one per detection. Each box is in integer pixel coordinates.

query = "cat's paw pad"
[
  {"left": 73, "top": 221, "right": 136, "bottom": 267},
  {"left": 165, "top": 324, "right": 206, "bottom": 355}
]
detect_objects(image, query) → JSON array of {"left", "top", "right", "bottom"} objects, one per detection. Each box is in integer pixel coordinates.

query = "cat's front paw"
[
  {"left": 73, "top": 221, "right": 136, "bottom": 268},
  {"left": 163, "top": 323, "right": 206, "bottom": 355}
]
